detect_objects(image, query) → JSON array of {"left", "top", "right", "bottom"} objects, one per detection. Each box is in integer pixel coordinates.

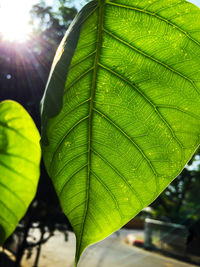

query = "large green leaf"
[
  {"left": 41, "top": 0, "right": 200, "bottom": 265},
  {"left": 0, "top": 100, "right": 41, "bottom": 244}
]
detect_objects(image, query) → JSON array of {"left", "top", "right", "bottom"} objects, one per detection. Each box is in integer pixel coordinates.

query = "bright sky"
[
  {"left": 0, "top": 0, "right": 199, "bottom": 42},
  {"left": 0, "top": 0, "right": 85, "bottom": 42},
  {"left": 0, "top": 0, "right": 33, "bottom": 41},
  {"left": 190, "top": 0, "right": 200, "bottom": 6}
]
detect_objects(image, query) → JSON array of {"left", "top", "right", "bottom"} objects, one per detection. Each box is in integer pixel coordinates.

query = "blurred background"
[{"left": 0, "top": 0, "right": 200, "bottom": 266}]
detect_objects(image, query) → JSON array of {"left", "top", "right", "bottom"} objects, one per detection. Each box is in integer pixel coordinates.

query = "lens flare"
[{"left": 0, "top": 0, "right": 34, "bottom": 42}]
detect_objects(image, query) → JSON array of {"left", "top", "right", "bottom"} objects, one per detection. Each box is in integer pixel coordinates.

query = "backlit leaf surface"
[
  {"left": 0, "top": 100, "right": 41, "bottom": 244},
  {"left": 41, "top": 0, "right": 200, "bottom": 265}
]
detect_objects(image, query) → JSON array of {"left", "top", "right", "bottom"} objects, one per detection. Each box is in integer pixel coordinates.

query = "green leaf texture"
[
  {"left": 41, "top": 0, "right": 200, "bottom": 264},
  {"left": 0, "top": 100, "right": 41, "bottom": 244}
]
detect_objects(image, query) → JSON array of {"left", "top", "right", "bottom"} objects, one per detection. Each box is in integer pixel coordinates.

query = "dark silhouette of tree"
[
  {"left": 0, "top": 1, "right": 78, "bottom": 266},
  {"left": 152, "top": 155, "right": 200, "bottom": 224}
]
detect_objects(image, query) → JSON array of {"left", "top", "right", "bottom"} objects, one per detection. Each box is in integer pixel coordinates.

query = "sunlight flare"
[{"left": 0, "top": 0, "right": 35, "bottom": 42}]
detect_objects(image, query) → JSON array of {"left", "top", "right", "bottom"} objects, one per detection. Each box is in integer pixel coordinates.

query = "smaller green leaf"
[{"left": 0, "top": 100, "right": 41, "bottom": 244}]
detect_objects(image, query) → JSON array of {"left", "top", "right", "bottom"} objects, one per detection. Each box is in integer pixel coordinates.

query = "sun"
[{"left": 0, "top": 0, "right": 34, "bottom": 42}]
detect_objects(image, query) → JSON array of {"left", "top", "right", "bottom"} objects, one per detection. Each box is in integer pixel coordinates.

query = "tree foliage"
[{"left": 153, "top": 157, "right": 200, "bottom": 222}]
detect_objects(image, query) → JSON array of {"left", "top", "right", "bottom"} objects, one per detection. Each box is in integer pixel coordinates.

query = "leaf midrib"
[{"left": 76, "top": 0, "right": 105, "bottom": 260}]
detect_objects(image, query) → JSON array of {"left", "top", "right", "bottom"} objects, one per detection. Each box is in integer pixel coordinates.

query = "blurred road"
[{"left": 21, "top": 230, "right": 196, "bottom": 267}]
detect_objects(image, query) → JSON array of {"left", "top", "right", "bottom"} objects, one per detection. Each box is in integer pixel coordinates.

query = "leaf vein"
[
  {"left": 157, "top": 105, "right": 200, "bottom": 120},
  {"left": 0, "top": 160, "right": 35, "bottom": 187},
  {"left": 0, "top": 151, "right": 37, "bottom": 166},
  {"left": 98, "top": 63, "right": 184, "bottom": 151},
  {"left": 91, "top": 170, "right": 123, "bottom": 219},
  {"left": 0, "top": 181, "right": 26, "bottom": 209},
  {"left": 49, "top": 116, "right": 89, "bottom": 173},
  {"left": 54, "top": 151, "right": 88, "bottom": 178},
  {"left": 0, "top": 214, "right": 13, "bottom": 229},
  {"left": 93, "top": 108, "right": 159, "bottom": 195},
  {"left": 49, "top": 98, "right": 90, "bottom": 132},
  {"left": 58, "top": 164, "right": 88, "bottom": 197},
  {"left": 69, "top": 50, "right": 96, "bottom": 70},
  {"left": 107, "top": 1, "right": 200, "bottom": 48},
  {"left": 0, "top": 121, "right": 36, "bottom": 146},
  {"left": 0, "top": 200, "right": 18, "bottom": 223},
  {"left": 67, "top": 199, "right": 88, "bottom": 217},
  {"left": 64, "top": 67, "right": 94, "bottom": 94},
  {"left": 91, "top": 148, "right": 144, "bottom": 208},
  {"left": 103, "top": 28, "right": 200, "bottom": 96},
  {"left": 63, "top": 189, "right": 88, "bottom": 204}
]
